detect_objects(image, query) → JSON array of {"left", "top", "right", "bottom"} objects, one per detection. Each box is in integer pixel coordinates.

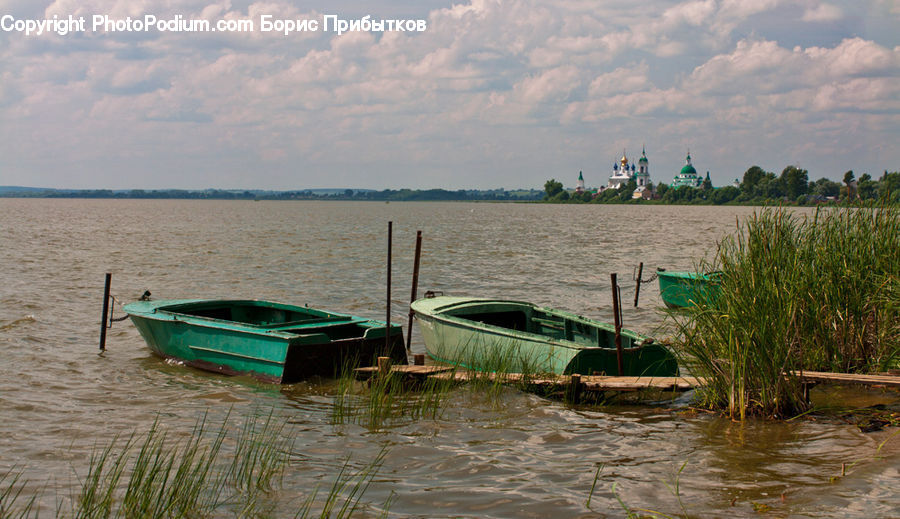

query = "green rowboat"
[
  {"left": 656, "top": 270, "right": 721, "bottom": 309},
  {"left": 410, "top": 296, "right": 677, "bottom": 376},
  {"left": 125, "top": 299, "right": 407, "bottom": 383}
]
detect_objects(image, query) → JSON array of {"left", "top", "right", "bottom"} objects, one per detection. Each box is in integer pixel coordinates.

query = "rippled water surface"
[{"left": 1, "top": 199, "right": 898, "bottom": 517}]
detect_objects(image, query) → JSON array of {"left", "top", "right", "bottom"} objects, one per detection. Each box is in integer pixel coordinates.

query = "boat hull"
[
  {"left": 125, "top": 299, "right": 406, "bottom": 383},
  {"left": 411, "top": 297, "right": 677, "bottom": 377},
  {"left": 657, "top": 270, "right": 720, "bottom": 309}
]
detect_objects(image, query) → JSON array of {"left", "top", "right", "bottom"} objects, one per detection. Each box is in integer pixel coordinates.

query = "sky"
[{"left": 0, "top": 0, "right": 898, "bottom": 190}]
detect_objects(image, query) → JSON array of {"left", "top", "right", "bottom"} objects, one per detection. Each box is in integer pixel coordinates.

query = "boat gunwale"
[
  {"left": 656, "top": 270, "right": 723, "bottom": 283},
  {"left": 412, "top": 297, "right": 650, "bottom": 352},
  {"left": 124, "top": 299, "right": 399, "bottom": 340}
]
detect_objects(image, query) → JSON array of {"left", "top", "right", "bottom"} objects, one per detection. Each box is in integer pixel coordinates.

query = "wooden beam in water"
[
  {"left": 414, "top": 369, "right": 702, "bottom": 392},
  {"left": 355, "top": 364, "right": 454, "bottom": 379},
  {"left": 354, "top": 365, "right": 900, "bottom": 392},
  {"left": 793, "top": 371, "right": 900, "bottom": 388}
]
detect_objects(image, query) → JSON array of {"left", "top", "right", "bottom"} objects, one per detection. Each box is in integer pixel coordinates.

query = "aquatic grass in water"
[
  {"left": 430, "top": 335, "right": 576, "bottom": 407},
  {"left": 1, "top": 409, "right": 391, "bottom": 518},
  {"left": 0, "top": 469, "right": 37, "bottom": 519},
  {"left": 674, "top": 204, "right": 900, "bottom": 419},
  {"left": 73, "top": 409, "right": 291, "bottom": 518},
  {"left": 331, "top": 361, "right": 457, "bottom": 430},
  {"left": 297, "top": 448, "right": 389, "bottom": 519},
  {"left": 330, "top": 337, "right": 565, "bottom": 430}
]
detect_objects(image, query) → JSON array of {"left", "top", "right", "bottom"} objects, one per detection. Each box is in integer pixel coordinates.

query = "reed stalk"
[
  {"left": 70, "top": 408, "right": 292, "bottom": 518},
  {"left": 331, "top": 362, "right": 457, "bottom": 430},
  {"left": 673, "top": 203, "right": 900, "bottom": 418},
  {"left": 330, "top": 336, "right": 563, "bottom": 430},
  {"left": 2, "top": 408, "right": 394, "bottom": 518},
  {"left": 0, "top": 469, "right": 37, "bottom": 519},
  {"left": 304, "top": 448, "right": 388, "bottom": 519}
]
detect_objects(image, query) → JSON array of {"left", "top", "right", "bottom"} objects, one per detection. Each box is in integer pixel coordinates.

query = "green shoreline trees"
[{"left": 544, "top": 167, "right": 900, "bottom": 206}]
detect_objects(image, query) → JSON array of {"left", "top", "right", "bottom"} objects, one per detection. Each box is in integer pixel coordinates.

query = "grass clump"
[
  {"left": 298, "top": 449, "right": 390, "bottom": 519},
  {"left": 74, "top": 409, "right": 291, "bottom": 518},
  {"left": 0, "top": 469, "right": 38, "bottom": 519},
  {"left": 2, "top": 409, "right": 392, "bottom": 518},
  {"left": 332, "top": 364, "right": 457, "bottom": 431},
  {"left": 330, "top": 339, "right": 561, "bottom": 430},
  {"left": 674, "top": 204, "right": 900, "bottom": 419}
]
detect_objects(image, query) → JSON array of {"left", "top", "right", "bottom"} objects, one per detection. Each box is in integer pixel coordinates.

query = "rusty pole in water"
[
  {"left": 611, "top": 273, "right": 624, "bottom": 375},
  {"left": 406, "top": 230, "right": 423, "bottom": 351},
  {"left": 99, "top": 273, "right": 111, "bottom": 351},
  {"left": 633, "top": 262, "right": 644, "bottom": 307},
  {"left": 386, "top": 222, "right": 392, "bottom": 353}
]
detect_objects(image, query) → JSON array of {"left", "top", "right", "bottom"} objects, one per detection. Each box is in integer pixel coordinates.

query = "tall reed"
[
  {"left": 73, "top": 409, "right": 290, "bottom": 518},
  {"left": 330, "top": 337, "right": 561, "bottom": 430},
  {"left": 297, "top": 448, "right": 389, "bottom": 519},
  {"left": 0, "top": 469, "right": 37, "bottom": 519},
  {"left": 331, "top": 363, "right": 457, "bottom": 430},
  {"left": 2, "top": 408, "right": 392, "bottom": 518},
  {"left": 674, "top": 204, "right": 900, "bottom": 419}
]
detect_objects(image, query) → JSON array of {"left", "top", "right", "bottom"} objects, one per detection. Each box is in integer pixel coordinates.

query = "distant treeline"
[
  {"left": 542, "top": 166, "right": 900, "bottom": 205},
  {"left": 0, "top": 187, "right": 543, "bottom": 201}
]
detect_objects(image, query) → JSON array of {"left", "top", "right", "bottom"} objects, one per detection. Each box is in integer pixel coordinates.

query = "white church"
[{"left": 598, "top": 147, "right": 652, "bottom": 198}]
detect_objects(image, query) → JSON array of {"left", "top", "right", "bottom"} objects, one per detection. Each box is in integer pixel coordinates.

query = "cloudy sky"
[{"left": 1, "top": 0, "right": 898, "bottom": 190}]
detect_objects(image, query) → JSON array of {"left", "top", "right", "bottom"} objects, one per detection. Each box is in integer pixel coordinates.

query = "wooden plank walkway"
[
  {"left": 429, "top": 371, "right": 702, "bottom": 392},
  {"left": 356, "top": 364, "right": 702, "bottom": 392},
  {"left": 355, "top": 364, "right": 454, "bottom": 378},
  {"left": 356, "top": 364, "right": 900, "bottom": 392}
]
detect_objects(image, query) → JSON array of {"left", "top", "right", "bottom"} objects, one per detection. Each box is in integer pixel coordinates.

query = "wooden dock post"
[
  {"left": 99, "top": 273, "right": 111, "bottom": 351},
  {"left": 377, "top": 356, "right": 392, "bottom": 376},
  {"left": 566, "top": 373, "right": 583, "bottom": 404},
  {"left": 406, "top": 230, "right": 423, "bottom": 352},
  {"left": 610, "top": 273, "right": 624, "bottom": 376}
]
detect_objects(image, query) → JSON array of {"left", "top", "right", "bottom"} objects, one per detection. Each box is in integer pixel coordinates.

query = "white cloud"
[
  {"left": 588, "top": 63, "right": 650, "bottom": 97},
  {"left": 0, "top": 0, "right": 897, "bottom": 189},
  {"left": 805, "top": 37, "right": 898, "bottom": 76},
  {"left": 802, "top": 3, "right": 843, "bottom": 22},
  {"left": 513, "top": 65, "right": 581, "bottom": 105}
]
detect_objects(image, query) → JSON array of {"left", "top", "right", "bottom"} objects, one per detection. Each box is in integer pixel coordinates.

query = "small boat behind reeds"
[
  {"left": 125, "top": 299, "right": 407, "bottom": 383},
  {"left": 410, "top": 296, "right": 678, "bottom": 376},
  {"left": 656, "top": 269, "right": 721, "bottom": 309}
]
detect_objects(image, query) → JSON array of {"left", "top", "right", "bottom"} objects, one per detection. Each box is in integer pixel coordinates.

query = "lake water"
[{"left": 1, "top": 199, "right": 898, "bottom": 517}]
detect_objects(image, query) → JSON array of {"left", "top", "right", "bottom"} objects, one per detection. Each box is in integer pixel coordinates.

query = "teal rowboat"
[
  {"left": 656, "top": 270, "right": 721, "bottom": 309},
  {"left": 410, "top": 296, "right": 677, "bottom": 376},
  {"left": 125, "top": 299, "right": 407, "bottom": 383}
]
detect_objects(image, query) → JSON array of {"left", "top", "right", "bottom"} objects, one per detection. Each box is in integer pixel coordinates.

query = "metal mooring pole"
[
  {"left": 611, "top": 273, "right": 624, "bottom": 376},
  {"left": 386, "top": 222, "right": 393, "bottom": 352},
  {"left": 99, "top": 273, "right": 111, "bottom": 351},
  {"left": 633, "top": 262, "right": 644, "bottom": 307},
  {"left": 406, "top": 230, "right": 423, "bottom": 351}
]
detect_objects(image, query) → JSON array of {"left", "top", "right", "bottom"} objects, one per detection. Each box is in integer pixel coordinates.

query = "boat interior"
[
  {"left": 166, "top": 301, "right": 344, "bottom": 326},
  {"left": 162, "top": 301, "right": 387, "bottom": 341},
  {"left": 443, "top": 302, "right": 633, "bottom": 348}
]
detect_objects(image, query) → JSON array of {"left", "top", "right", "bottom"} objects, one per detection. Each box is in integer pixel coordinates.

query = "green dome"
[
  {"left": 638, "top": 156, "right": 648, "bottom": 163},
  {"left": 680, "top": 164, "right": 697, "bottom": 175}
]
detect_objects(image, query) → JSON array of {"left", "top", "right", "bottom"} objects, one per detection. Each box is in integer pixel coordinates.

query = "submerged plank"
[
  {"left": 360, "top": 365, "right": 900, "bottom": 392},
  {"left": 354, "top": 364, "right": 455, "bottom": 377},
  {"left": 794, "top": 371, "right": 900, "bottom": 387},
  {"left": 426, "top": 371, "right": 703, "bottom": 391}
]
